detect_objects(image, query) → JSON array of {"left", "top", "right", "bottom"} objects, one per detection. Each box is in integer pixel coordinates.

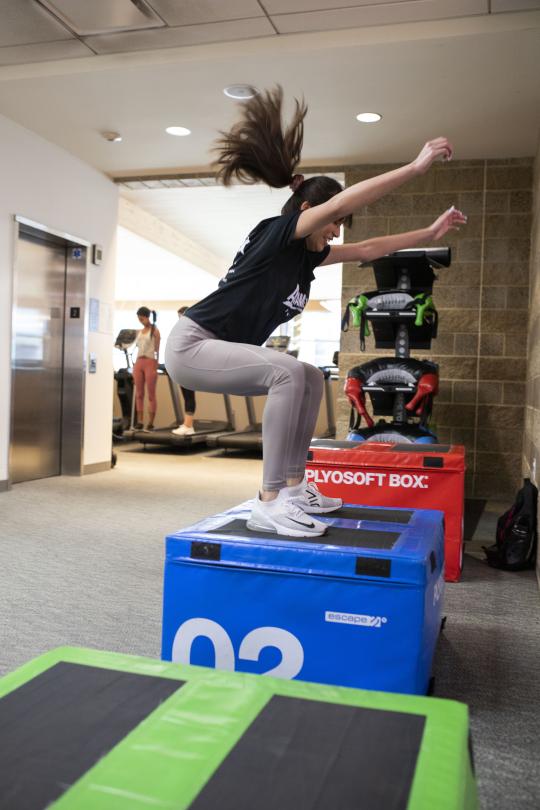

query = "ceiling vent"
[{"left": 36, "top": 0, "right": 166, "bottom": 36}]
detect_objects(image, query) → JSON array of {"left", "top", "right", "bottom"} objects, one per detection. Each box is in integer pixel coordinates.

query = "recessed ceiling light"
[
  {"left": 165, "top": 126, "right": 191, "bottom": 137},
  {"left": 102, "top": 130, "right": 122, "bottom": 142},
  {"left": 223, "top": 84, "right": 258, "bottom": 100},
  {"left": 356, "top": 112, "right": 382, "bottom": 123}
]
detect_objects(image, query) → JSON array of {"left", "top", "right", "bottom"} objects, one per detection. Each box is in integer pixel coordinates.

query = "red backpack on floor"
[{"left": 483, "top": 478, "right": 538, "bottom": 571}]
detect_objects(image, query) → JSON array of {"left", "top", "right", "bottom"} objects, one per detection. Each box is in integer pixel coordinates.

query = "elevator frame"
[{"left": 9, "top": 216, "right": 90, "bottom": 485}]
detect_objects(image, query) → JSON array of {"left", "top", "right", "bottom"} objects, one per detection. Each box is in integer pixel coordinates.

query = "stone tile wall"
[
  {"left": 339, "top": 158, "right": 533, "bottom": 499},
  {"left": 522, "top": 139, "right": 540, "bottom": 584}
]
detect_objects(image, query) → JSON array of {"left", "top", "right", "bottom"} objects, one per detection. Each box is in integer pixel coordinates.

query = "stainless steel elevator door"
[{"left": 11, "top": 233, "right": 67, "bottom": 483}]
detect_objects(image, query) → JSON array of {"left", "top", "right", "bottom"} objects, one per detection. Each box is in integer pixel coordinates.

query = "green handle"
[
  {"left": 349, "top": 295, "right": 369, "bottom": 330},
  {"left": 349, "top": 302, "right": 362, "bottom": 328},
  {"left": 414, "top": 295, "right": 433, "bottom": 327}
]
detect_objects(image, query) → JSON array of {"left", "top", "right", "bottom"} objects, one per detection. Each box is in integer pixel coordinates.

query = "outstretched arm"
[
  {"left": 294, "top": 138, "right": 453, "bottom": 239},
  {"left": 319, "top": 206, "right": 467, "bottom": 266}
]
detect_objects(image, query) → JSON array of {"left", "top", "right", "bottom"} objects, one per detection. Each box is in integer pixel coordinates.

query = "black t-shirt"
[{"left": 185, "top": 211, "right": 330, "bottom": 346}]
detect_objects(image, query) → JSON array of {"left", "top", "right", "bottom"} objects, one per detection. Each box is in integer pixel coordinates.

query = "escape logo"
[
  {"left": 325, "top": 611, "right": 388, "bottom": 628},
  {"left": 307, "top": 468, "right": 429, "bottom": 489}
]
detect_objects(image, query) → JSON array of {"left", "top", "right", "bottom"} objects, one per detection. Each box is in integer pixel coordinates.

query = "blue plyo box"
[{"left": 162, "top": 502, "right": 445, "bottom": 695}]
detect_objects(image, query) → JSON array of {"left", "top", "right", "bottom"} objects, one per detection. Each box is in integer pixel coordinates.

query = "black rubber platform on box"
[
  {"left": 211, "top": 519, "right": 400, "bottom": 549},
  {"left": 0, "top": 662, "right": 183, "bottom": 810},
  {"left": 310, "top": 439, "right": 363, "bottom": 448},
  {"left": 392, "top": 443, "right": 451, "bottom": 453},
  {"left": 309, "top": 440, "right": 451, "bottom": 453},
  {"left": 332, "top": 506, "right": 413, "bottom": 523},
  {"left": 188, "top": 695, "right": 426, "bottom": 810}
]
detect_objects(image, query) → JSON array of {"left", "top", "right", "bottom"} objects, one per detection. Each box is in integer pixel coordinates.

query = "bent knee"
[
  {"left": 303, "top": 363, "right": 325, "bottom": 394},
  {"left": 271, "top": 360, "right": 306, "bottom": 392}
]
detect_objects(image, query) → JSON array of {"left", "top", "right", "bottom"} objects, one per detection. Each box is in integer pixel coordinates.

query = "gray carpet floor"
[{"left": 0, "top": 444, "right": 539, "bottom": 809}]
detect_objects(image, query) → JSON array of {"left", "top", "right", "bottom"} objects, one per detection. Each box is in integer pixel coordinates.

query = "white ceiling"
[
  {"left": 122, "top": 178, "right": 344, "bottom": 262},
  {"left": 0, "top": 4, "right": 538, "bottom": 176},
  {"left": 115, "top": 225, "right": 219, "bottom": 302},
  {"left": 1, "top": 1, "right": 539, "bottom": 59},
  {"left": 1, "top": 2, "right": 539, "bottom": 310},
  {"left": 119, "top": 180, "right": 344, "bottom": 302}
]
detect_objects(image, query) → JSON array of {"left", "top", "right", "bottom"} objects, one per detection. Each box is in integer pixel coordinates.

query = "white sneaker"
[
  {"left": 172, "top": 425, "right": 195, "bottom": 436},
  {"left": 289, "top": 477, "right": 343, "bottom": 514},
  {"left": 247, "top": 490, "right": 328, "bottom": 538}
]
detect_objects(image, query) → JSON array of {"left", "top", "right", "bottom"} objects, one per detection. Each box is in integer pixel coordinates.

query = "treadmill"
[
  {"left": 113, "top": 329, "right": 136, "bottom": 442},
  {"left": 318, "top": 363, "right": 338, "bottom": 439},
  {"left": 207, "top": 336, "right": 291, "bottom": 453},
  {"left": 206, "top": 394, "right": 263, "bottom": 451},
  {"left": 207, "top": 337, "right": 338, "bottom": 451},
  {"left": 130, "top": 364, "right": 236, "bottom": 449}
]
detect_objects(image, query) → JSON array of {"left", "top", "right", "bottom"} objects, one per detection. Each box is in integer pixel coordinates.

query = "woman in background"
[
  {"left": 133, "top": 306, "right": 160, "bottom": 430},
  {"left": 172, "top": 306, "right": 196, "bottom": 436}
]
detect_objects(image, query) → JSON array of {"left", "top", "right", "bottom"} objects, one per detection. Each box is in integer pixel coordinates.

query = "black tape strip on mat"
[
  {"left": 0, "top": 662, "right": 183, "bottom": 810},
  {"left": 332, "top": 505, "right": 413, "bottom": 523},
  {"left": 213, "top": 519, "right": 400, "bottom": 549},
  {"left": 188, "top": 695, "right": 426, "bottom": 810}
]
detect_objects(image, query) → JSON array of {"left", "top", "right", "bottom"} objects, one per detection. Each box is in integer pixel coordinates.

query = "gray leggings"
[{"left": 165, "top": 317, "right": 324, "bottom": 490}]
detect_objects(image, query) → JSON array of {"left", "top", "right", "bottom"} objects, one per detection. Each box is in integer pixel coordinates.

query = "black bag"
[{"left": 483, "top": 478, "right": 538, "bottom": 571}]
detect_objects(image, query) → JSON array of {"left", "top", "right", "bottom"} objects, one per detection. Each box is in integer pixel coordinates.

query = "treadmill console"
[
  {"left": 265, "top": 336, "right": 291, "bottom": 352},
  {"left": 115, "top": 329, "right": 137, "bottom": 349}
]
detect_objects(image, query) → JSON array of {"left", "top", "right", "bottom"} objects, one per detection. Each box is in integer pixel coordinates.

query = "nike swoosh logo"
[{"left": 289, "top": 517, "right": 316, "bottom": 529}]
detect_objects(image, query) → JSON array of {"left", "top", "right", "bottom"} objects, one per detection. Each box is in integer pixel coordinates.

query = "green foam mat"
[{"left": 0, "top": 647, "right": 479, "bottom": 810}]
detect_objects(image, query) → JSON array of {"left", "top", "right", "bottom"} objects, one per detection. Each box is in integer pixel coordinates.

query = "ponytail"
[
  {"left": 213, "top": 85, "right": 350, "bottom": 225},
  {"left": 213, "top": 85, "right": 307, "bottom": 188},
  {"left": 136, "top": 306, "right": 157, "bottom": 337}
]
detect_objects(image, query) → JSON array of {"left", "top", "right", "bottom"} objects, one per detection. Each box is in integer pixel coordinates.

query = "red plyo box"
[{"left": 307, "top": 441, "right": 466, "bottom": 582}]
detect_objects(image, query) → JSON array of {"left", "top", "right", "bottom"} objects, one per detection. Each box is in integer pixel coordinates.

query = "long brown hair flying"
[{"left": 213, "top": 85, "right": 307, "bottom": 188}]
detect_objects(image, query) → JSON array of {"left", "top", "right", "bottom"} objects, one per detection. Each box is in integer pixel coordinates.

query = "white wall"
[{"left": 0, "top": 112, "right": 119, "bottom": 482}]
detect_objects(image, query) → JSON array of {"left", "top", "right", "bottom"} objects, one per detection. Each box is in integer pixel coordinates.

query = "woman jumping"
[{"left": 165, "top": 87, "right": 466, "bottom": 538}]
